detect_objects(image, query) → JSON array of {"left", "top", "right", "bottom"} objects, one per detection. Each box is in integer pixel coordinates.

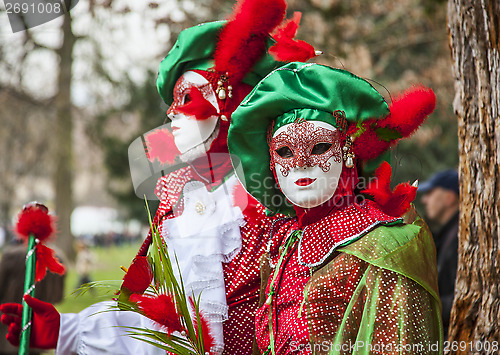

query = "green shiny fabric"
[
  {"left": 228, "top": 62, "right": 390, "bottom": 216},
  {"left": 156, "top": 21, "right": 283, "bottom": 105},
  {"left": 272, "top": 108, "right": 342, "bottom": 135},
  {"left": 305, "top": 216, "right": 443, "bottom": 354}
]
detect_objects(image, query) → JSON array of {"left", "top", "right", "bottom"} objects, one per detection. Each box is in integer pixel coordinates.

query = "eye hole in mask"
[
  {"left": 311, "top": 142, "right": 332, "bottom": 155},
  {"left": 275, "top": 146, "right": 294, "bottom": 159},
  {"left": 183, "top": 92, "right": 192, "bottom": 104}
]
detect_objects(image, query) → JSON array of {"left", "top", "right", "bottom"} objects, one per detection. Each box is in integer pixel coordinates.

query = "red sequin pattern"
[
  {"left": 256, "top": 219, "right": 311, "bottom": 354},
  {"left": 298, "top": 200, "right": 401, "bottom": 266},
  {"left": 256, "top": 202, "right": 402, "bottom": 355}
]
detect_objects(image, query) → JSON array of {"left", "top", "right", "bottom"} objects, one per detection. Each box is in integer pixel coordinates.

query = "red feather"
[
  {"left": 145, "top": 127, "right": 179, "bottom": 164},
  {"left": 353, "top": 86, "right": 435, "bottom": 161},
  {"left": 189, "top": 297, "right": 215, "bottom": 353},
  {"left": 381, "top": 86, "right": 436, "bottom": 136},
  {"left": 121, "top": 256, "right": 153, "bottom": 295},
  {"left": 16, "top": 203, "right": 56, "bottom": 242},
  {"left": 269, "top": 12, "right": 317, "bottom": 62},
  {"left": 35, "top": 244, "right": 65, "bottom": 282},
  {"left": 175, "top": 87, "right": 218, "bottom": 120},
  {"left": 362, "top": 161, "right": 417, "bottom": 217},
  {"left": 213, "top": 0, "right": 286, "bottom": 83},
  {"left": 352, "top": 128, "right": 391, "bottom": 161},
  {"left": 130, "top": 294, "right": 183, "bottom": 334}
]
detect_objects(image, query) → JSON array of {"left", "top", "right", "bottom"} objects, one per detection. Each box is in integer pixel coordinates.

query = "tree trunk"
[
  {"left": 54, "top": 12, "right": 76, "bottom": 261},
  {"left": 447, "top": 0, "right": 500, "bottom": 353}
]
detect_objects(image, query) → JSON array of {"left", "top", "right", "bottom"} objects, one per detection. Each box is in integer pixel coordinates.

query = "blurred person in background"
[
  {"left": 75, "top": 239, "right": 95, "bottom": 289},
  {"left": 419, "top": 169, "right": 459, "bottom": 337}
]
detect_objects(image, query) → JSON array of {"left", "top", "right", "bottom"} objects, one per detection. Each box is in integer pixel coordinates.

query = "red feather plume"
[
  {"left": 145, "top": 127, "right": 180, "bottom": 165},
  {"left": 130, "top": 294, "right": 183, "bottom": 334},
  {"left": 213, "top": 0, "right": 287, "bottom": 83},
  {"left": 16, "top": 203, "right": 56, "bottom": 242},
  {"left": 352, "top": 124, "right": 390, "bottom": 161},
  {"left": 189, "top": 297, "right": 215, "bottom": 353},
  {"left": 353, "top": 86, "right": 435, "bottom": 161},
  {"left": 362, "top": 161, "right": 417, "bottom": 217},
  {"left": 35, "top": 244, "right": 65, "bottom": 282},
  {"left": 121, "top": 256, "right": 153, "bottom": 295},
  {"left": 269, "top": 12, "right": 317, "bottom": 62},
  {"left": 380, "top": 86, "right": 436, "bottom": 136},
  {"left": 175, "top": 87, "right": 218, "bottom": 120}
]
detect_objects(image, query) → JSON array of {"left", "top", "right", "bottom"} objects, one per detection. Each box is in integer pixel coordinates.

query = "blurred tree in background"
[{"left": 1, "top": 0, "right": 457, "bottom": 254}]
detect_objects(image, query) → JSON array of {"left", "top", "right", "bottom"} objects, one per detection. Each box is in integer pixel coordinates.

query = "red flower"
[
  {"left": 122, "top": 256, "right": 153, "bottom": 294},
  {"left": 130, "top": 294, "right": 183, "bottom": 334},
  {"left": 35, "top": 244, "right": 66, "bottom": 282},
  {"left": 16, "top": 203, "right": 56, "bottom": 242}
]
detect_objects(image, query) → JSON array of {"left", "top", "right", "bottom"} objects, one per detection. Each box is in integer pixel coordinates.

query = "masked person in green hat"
[
  {"left": 228, "top": 62, "right": 443, "bottom": 354},
  {"left": 0, "top": 1, "right": 319, "bottom": 354}
]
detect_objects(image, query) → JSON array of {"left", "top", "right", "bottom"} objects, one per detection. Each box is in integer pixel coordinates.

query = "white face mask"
[
  {"left": 167, "top": 71, "right": 219, "bottom": 155},
  {"left": 271, "top": 120, "right": 343, "bottom": 209}
]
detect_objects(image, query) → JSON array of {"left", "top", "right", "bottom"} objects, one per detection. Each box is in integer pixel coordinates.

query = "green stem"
[{"left": 19, "top": 234, "right": 36, "bottom": 355}]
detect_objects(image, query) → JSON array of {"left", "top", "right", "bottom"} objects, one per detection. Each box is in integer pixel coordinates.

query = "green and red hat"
[{"left": 228, "top": 62, "right": 435, "bottom": 215}]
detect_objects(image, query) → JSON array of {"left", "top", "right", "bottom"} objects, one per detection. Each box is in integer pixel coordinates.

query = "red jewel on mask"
[{"left": 269, "top": 119, "right": 342, "bottom": 176}]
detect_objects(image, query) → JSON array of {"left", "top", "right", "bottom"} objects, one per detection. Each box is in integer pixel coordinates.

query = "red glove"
[{"left": 0, "top": 295, "right": 60, "bottom": 349}]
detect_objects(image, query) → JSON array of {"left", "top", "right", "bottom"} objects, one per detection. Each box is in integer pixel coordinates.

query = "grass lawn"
[{"left": 55, "top": 241, "right": 142, "bottom": 314}]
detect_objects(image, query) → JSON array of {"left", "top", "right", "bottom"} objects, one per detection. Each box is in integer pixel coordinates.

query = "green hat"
[
  {"left": 227, "top": 62, "right": 390, "bottom": 215},
  {"left": 156, "top": 21, "right": 284, "bottom": 106}
]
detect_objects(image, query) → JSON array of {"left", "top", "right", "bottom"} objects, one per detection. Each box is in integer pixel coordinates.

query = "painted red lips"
[{"left": 294, "top": 178, "right": 317, "bottom": 186}]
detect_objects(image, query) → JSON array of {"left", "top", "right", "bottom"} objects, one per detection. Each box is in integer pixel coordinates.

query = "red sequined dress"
[{"left": 255, "top": 200, "right": 443, "bottom": 355}]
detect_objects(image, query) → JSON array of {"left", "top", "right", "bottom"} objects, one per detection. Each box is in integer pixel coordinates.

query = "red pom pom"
[
  {"left": 121, "top": 256, "right": 153, "bottom": 295},
  {"left": 35, "top": 244, "right": 65, "bottom": 282},
  {"left": 145, "top": 128, "right": 180, "bottom": 165},
  {"left": 130, "top": 294, "right": 183, "bottom": 334},
  {"left": 361, "top": 162, "right": 417, "bottom": 217},
  {"left": 16, "top": 203, "right": 56, "bottom": 242}
]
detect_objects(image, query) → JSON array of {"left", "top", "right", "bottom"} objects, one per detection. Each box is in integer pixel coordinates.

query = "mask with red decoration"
[
  {"left": 228, "top": 62, "right": 436, "bottom": 219},
  {"left": 128, "top": 0, "right": 319, "bottom": 199}
]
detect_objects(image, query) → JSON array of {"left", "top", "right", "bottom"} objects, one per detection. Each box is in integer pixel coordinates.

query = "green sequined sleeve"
[{"left": 305, "top": 217, "right": 443, "bottom": 354}]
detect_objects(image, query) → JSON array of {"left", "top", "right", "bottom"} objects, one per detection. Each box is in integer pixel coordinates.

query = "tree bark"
[
  {"left": 447, "top": 0, "right": 500, "bottom": 353},
  {"left": 54, "top": 12, "right": 76, "bottom": 261}
]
